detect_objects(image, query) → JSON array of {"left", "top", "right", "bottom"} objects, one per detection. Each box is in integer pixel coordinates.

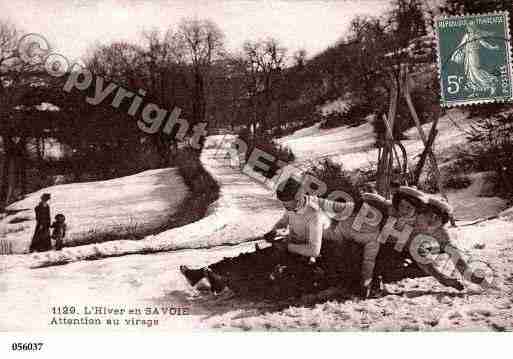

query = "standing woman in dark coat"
[{"left": 29, "top": 193, "right": 52, "bottom": 252}]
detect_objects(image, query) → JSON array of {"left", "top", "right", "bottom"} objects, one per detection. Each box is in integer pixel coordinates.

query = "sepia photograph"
[{"left": 0, "top": 0, "right": 512, "bottom": 343}]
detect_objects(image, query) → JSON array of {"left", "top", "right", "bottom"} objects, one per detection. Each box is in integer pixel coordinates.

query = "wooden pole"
[
  {"left": 413, "top": 117, "right": 439, "bottom": 185},
  {"left": 377, "top": 73, "right": 399, "bottom": 199},
  {"left": 402, "top": 64, "right": 448, "bottom": 202},
  {"left": 382, "top": 114, "right": 403, "bottom": 176}
]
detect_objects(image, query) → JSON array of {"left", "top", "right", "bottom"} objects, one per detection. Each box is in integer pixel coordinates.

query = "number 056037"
[{"left": 11, "top": 342, "right": 44, "bottom": 351}]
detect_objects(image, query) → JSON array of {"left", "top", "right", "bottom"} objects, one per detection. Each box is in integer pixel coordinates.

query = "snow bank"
[
  {"left": 499, "top": 206, "right": 513, "bottom": 221},
  {"left": 0, "top": 136, "right": 282, "bottom": 271},
  {"left": 0, "top": 168, "right": 189, "bottom": 254},
  {"left": 320, "top": 98, "right": 351, "bottom": 117},
  {"left": 279, "top": 110, "right": 472, "bottom": 171}
]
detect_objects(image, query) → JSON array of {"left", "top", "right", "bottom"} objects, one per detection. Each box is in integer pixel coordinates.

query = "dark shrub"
[
  {"left": 464, "top": 112, "right": 513, "bottom": 197},
  {"left": 305, "top": 159, "right": 364, "bottom": 203},
  {"left": 272, "top": 105, "right": 321, "bottom": 138},
  {"left": 320, "top": 103, "right": 369, "bottom": 129},
  {"left": 443, "top": 174, "right": 472, "bottom": 190},
  {"left": 174, "top": 146, "right": 219, "bottom": 206},
  {"left": 238, "top": 129, "right": 295, "bottom": 179}
]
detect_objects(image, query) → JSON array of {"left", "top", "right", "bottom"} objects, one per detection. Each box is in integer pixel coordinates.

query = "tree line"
[{"left": 1, "top": 0, "right": 511, "bottom": 207}]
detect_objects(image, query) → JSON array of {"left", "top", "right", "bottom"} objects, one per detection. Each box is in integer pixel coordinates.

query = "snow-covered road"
[{"left": 0, "top": 140, "right": 283, "bottom": 330}]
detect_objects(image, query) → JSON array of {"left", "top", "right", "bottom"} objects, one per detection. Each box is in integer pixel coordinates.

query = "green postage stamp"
[{"left": 435, "top": 12, "right": 513, "bottom": 107}]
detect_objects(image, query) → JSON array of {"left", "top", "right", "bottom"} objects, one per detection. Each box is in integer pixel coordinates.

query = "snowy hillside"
[
  {"left": 279, "top": 110, "right": 471, "bottom": 171},
  {"left": 0, "top": 168, "right": 189, "bottom": 253},
  {"left": 278, "top": 109, "right": 510, "bottom": 223}
]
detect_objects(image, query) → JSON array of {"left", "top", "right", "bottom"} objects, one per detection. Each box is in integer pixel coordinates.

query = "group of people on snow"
[
  {"left": 26, "top": 175, "right": 490, "bottom": 297},
  {"left": 181, "top": 176, "right": 491, "bottom": 298}
]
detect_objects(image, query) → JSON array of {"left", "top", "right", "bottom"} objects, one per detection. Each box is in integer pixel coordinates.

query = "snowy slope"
[
  {"left": 279, "top": 110, "right": 471, "bottom": 171},
  {"left": 1, "top": 132, "right": 513, "bottom": 331},
  {"left": 0, "top": 167, "right": 189, "bottom": 253},
  {"left": 0, "top": 139, "right": 282, "bottom": 271},
  {"left": 1, "top": 119, "right": 513, "bottom": 331}
]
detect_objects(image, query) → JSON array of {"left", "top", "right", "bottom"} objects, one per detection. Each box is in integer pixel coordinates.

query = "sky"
[{"left": 2, "top": 0, "right": 392, "bottom": 62}]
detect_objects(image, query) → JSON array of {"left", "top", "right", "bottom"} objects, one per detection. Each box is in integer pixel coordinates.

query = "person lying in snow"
[
  {"left": 179, "top": 181, "right": 492, "bottom": 298},
  {"left": 408, "top": 195, "right": 494, "bottom": 289},
  {"left": 180, "top": 177, "right": 389, "bottom": 297},
  {"left": 380, "top": 187, "right": 495, "bottom": 290},
  {"left": 376, "top": 187, "right": 464, "bottom": 290},
  {"left": 180, "top": 177, "right": 331, "bottom": 295},
  {"left": 312, "top": 192, "right": 386, "bottom": 298}
]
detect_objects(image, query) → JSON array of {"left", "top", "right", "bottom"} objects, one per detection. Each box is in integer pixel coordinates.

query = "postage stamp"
[{"left": 435, "top": 12, "right": 513, "bottom": 107}]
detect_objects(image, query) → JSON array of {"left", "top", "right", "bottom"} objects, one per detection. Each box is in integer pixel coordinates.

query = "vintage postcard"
[{"left": 1, "top": 0, "right": 513, "bottom": 351}]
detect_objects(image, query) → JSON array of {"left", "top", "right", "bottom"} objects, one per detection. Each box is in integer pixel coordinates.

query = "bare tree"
[
  {"left": 139, "top": 28, "right": 190, "bottom": 164},
  {"left": 240, "top": 38, "right": 287, "bottom": 136},
  {"left": 87, "top": 41, "right": 144, "bottom": 88},
  {"left": 85, "top": 29, "right": 192, "bottom": 167},
  {"left": 178, "top": 18, "right": 225, "bottom": 130},
  {"left": 0, "top": 21, "right": 49, "bottom": 205}
]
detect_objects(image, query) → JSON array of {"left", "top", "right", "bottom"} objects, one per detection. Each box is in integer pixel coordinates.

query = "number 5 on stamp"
[{"left": 435, "top": 12, "right": 513, "bottom": 107}]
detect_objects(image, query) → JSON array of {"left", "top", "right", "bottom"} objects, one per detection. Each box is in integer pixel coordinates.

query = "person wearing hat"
[
  {"left": 29, "top": 193, "right": 52, "bottom": 252},
  {"left": 377, "top": 187, "right": 464, "bottom": 291},
  {"left": 272, "top": 190, "right": 391, "bottom": 298},
  {"left": 380, "top": 186, "right": 430, "bottom": 254},
  {"left": 269, "top": 189, "right": 390, "bottom": 298},
  {"left": 180, "top": 177, "right": 336, "bottom": 294},
  {"left": 390, "top": 186, "right": 428, "bottom": 229},
  {"left": 413, "top": 196, "right": 453, "bottom": 247},
  {"left": 262, "top": 176, "right": 336, "bottom": 259},
  {"left": 324, "top": 191, "right": 391, "bottom": 297},
  {"left": 412, "top": 196, "right": 493, "bottom": 289}
]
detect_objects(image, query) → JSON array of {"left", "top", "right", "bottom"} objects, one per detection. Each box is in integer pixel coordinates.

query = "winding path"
[{"left": 0, "top": 137, "right": 281, "bottom": 330}]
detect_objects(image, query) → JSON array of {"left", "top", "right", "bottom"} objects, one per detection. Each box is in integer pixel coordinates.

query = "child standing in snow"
[{"left": 51, "top": 214, "right": 67, "bottom": 251}]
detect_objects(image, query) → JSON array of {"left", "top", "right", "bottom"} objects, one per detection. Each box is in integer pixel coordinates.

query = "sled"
[{"left": 200, "top": 239, "right": 429, "bottom": 300}]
